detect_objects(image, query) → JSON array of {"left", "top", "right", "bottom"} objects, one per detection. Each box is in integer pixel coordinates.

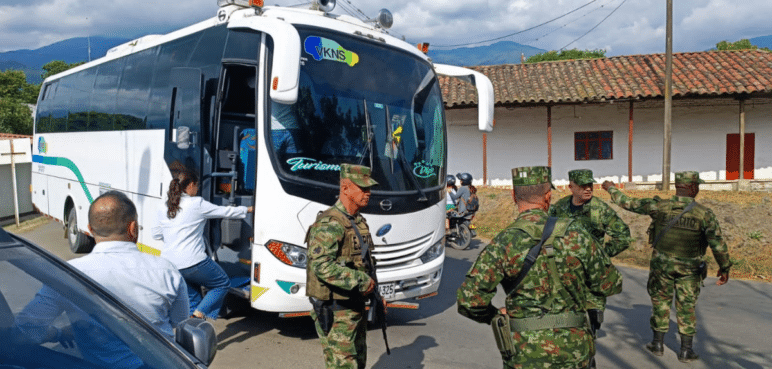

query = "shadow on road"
[
  {"left": 370, "top": 335, "right": 438, "bottom": 369},
  {"left": 216, "top": 309, "right": 317, "bottom": 350}
]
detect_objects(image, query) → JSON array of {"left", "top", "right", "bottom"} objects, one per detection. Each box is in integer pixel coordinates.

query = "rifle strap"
[
  {"left": 507, "top": 217, "right": 558, "bottom": 298},
  {"left": 343, "top": 213, "right": 370, "bottom": 262},
  {"left": 652, "top": 201, "right": 697, "bottom": 248}
]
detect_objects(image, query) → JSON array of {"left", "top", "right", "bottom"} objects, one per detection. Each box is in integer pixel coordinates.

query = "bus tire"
[{"left": 68, "top": 207, "right": 94, "bottom": 254}]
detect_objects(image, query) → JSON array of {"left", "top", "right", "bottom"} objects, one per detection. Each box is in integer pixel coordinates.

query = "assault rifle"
[{"left": 349, "top": 218, "right": 390, "bottom": 355}]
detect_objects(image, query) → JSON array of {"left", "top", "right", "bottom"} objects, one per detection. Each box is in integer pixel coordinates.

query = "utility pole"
[{"left": 662, "top": 0, "right": 673, "bottom": 190}]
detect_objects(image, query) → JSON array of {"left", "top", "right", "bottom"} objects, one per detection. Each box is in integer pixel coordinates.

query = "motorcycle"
[{"left": 446, "top": 210, "right": 477, "bottom": 250}]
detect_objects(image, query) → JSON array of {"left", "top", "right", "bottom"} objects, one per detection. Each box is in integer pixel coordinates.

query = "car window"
[{"left": 0, "top": 245, "right": 194, "bottom": 369}]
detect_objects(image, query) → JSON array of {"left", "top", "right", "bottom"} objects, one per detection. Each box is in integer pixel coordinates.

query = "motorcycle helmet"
[
  {"left": 457, "top": 172, "right": 473, "bottom": 186},
  {"left": 446, "top": 174, "right": 457, "bottom": 187}
]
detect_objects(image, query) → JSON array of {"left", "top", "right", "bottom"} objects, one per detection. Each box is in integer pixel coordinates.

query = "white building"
[{"left": 440, "top": 50, "right": 772, "bottom": 190}]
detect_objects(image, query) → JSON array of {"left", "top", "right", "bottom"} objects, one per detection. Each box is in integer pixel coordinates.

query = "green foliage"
[
  {"left": 0, "top": 99, "right": 33, "bottom": 135},
  {"left": 715, "top": 39, "right": 771, "bottom": 52},
  {"left": 0, "top": 70, "right": 38, "bottom": 104},
  {"left": 524, "top": 49, "right": 606, "bottom": 64},
  {"left": 41, "top": 60, "right": 85, "bottom": 80},
  {"left": 748, "top": 231, "right": 764, "bottom": 240}
]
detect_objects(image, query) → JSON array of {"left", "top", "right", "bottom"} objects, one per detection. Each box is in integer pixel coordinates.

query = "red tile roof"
[
  {"left": 439, "top": 50, "right": 772, "bottom": 107},
  {"left": 0, "top": 133, "right": 32, "bottom": 140}
]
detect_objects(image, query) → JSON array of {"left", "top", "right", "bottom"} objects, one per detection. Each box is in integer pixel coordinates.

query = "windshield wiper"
[
  {"left": 385, "top": 105, "right": 428, "bottom": 202},
  {"left": 356, "top": 99, "right": 374, "bottom": 166}
]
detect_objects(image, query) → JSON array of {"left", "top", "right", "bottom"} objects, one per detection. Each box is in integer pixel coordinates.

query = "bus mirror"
[
  {"left": 176, "top": 126, "right": 197, "bottom": 149},
  {"left": 228, "top": 17, "right": 301, "bottom": 104},
  {"left": 433, "top": 64, "right": 495, "bottom": 132}
]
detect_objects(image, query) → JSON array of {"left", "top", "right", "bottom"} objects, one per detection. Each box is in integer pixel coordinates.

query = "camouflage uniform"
[
  {"left": 549, "top": 169, "right": 631, "bottom": 313},
  {"left": 306, "top": 164, "right": 378, "bottom": 369},
  {"left": 607, "top": 172, "right": 732, "bottom": 337},
  {"left": 457, "top": 166, "right": 623, "bottom": 369}
]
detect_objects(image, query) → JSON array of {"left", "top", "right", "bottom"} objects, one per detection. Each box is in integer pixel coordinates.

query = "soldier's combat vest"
[
  {"left": 571, "top": 197, "right": 604, "bottom": 243},
  {"left": 305, "top": 207, "right": 375, "bottom": 301},
  {"left": 650, "top": 200, "right": 707, "bottom": 258}
]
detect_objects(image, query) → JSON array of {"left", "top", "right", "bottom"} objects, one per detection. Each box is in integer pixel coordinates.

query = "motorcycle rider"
[{"left": 450, "top": 173, "right": 473, "bottom": 215}]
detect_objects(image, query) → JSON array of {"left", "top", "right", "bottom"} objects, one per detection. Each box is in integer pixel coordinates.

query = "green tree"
[
  {"left": 0, "top": 69, "right": 38, "bottom": 104},
  {"left": 41, "top": 60, "right": 85, "bottom": 80},
  {"left": 715, "top": 39, "right": 771, "bottom": 52},
  {"left": 524, "top": 49, "right": 606, "bottom": 64},
  {"left": 0, "top": 99, "right": 33, "bottom": 135}
]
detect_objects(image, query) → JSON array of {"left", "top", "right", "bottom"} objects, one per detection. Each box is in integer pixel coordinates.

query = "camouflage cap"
[
  {"left": 675, "top": 171, "right": 705, "bottom": 185},
  {"left": 568, "top": 169, "right": 597, "bottom": 186},
  {"left": 511, "top": 166, "right": 556, "bottom": 189},
  {"left": 340, "top": 163, "right": 378, "bottom": 188}
]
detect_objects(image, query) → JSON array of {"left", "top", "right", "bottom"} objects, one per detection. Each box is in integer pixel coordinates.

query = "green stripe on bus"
[{"left": 33, "top": 155, "right": 95, "bottom": 203}]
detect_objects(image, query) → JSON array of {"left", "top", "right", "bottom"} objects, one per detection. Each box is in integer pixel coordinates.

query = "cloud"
[{"left": 2, "top": 0, "right": 772, "bottom": 57}]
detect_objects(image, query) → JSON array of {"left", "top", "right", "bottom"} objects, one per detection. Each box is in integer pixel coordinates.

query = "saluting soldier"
[
  {"left": 549, "top": 169, "right": 631, "bottom": 336},
  {"left": 602, "top": 171, "right": 731, "bottom": 362},
  {"left": 458, "top": 166, "right": 623, "bottom": 369},
  {"left": 306, "top": 164, "right": 378, "bottom": 369}
]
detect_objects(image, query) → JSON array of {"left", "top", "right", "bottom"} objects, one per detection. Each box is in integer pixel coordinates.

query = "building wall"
[
  {"left": 0, "top": 138, "right": 33, "bottom": 218},
  {"left": 446, "top": 97, "right": 772, "bottom": 185}
]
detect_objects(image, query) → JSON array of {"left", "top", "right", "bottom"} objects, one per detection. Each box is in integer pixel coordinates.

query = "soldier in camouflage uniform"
[
  {"left": 457, "top": 166, "right": 623, "bottom": 369},
  {"left": 602, "top": 171, "right": 731, "bottom": 362},
  {"left": 549, "top": 169, "right": 631, "bottom": 337},
  {"left": 306, "top": 164, "right": 378, "bottom": 369}
]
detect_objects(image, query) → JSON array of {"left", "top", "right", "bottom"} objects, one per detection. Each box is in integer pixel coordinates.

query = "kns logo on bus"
[{"left": 304, "top": 36, "right": 359, "bottom": 67}]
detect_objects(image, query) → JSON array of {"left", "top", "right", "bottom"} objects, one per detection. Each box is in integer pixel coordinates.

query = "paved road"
[{"left": 8, "top": 219, "right": 772, "bottom": 368}]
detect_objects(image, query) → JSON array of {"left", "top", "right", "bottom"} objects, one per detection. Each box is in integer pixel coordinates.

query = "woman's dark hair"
[{"left": 166, "top": 170, "right": 198, "bottom": 219}]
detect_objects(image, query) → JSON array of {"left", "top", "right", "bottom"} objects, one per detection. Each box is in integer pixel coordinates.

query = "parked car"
[{"left": 0, "top": 227, "right": 217, "bottom": 369}]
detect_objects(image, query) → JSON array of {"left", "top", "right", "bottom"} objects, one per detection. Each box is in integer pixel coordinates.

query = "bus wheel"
[{"left": 68, "top": 207, "right": 94, "bottom": 254}]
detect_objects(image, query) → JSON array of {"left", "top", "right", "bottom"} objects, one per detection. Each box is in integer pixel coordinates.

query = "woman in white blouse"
[{"left": 152, "top": 170, "right": 253, "bottom": 319}]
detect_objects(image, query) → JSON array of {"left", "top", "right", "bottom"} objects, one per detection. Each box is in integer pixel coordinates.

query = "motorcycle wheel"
[{"left": 447, "top": 223, "right": 472, "bottom": 250}]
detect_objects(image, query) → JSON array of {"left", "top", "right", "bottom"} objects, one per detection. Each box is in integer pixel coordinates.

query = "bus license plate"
[{"left": 378, "top": 283, "right": 395, "bottom": 299}]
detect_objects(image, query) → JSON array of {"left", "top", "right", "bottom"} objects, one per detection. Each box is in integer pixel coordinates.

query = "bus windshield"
[{"left": 269, "top": 27, "right": 446, "bottom": 193}]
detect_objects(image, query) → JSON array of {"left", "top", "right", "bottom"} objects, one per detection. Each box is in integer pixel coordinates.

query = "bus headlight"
[
  {"left": 419, "top": 241, "right": 444, "bottom": 264},
  {"left": 266, "top": 240, "right": 307, "bottom": 268}
]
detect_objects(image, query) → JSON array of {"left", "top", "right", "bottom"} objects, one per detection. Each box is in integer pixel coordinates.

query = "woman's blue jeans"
[{"left": 179, "top": 257, "right": 230, "bottom": 319}]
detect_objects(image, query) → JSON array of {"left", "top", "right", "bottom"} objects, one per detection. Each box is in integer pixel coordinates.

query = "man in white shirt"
[{"left": 16, "top": 191, "right": 189, "bottom": 359}]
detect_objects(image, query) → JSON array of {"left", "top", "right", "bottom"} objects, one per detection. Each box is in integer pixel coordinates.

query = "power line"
[
  {"left": 530, "top": 0, "right": 616, "bottom": 43},
  {"left": 560, "top": 0, "right": 627, "bottom": 50},
  {"left": 432, "top": 0, "right": 598, "bottom": 48}
]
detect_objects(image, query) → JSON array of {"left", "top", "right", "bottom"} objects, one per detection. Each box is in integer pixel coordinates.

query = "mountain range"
[
  {"left": 4, "top": 35, "right": 772, "bottom": 86},
  {"left": 2, "top": 37, "right": 543, "bottom": 85},
  {"left": 0, "top": 37, "right": 130, "bottom": 85}
]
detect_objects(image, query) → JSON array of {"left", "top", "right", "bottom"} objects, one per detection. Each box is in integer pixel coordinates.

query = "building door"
[{"left": 726, "top": 133, "right": 754, "bottom": 180}]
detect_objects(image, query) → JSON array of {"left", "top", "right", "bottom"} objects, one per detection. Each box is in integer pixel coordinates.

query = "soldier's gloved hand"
[
  {"left": 601, "top": 181, "right": 616, "bottom": 191},
  {"left": 362, "top": 278, "right": 376, "bottom": 295},
  {"left": 716, "top": 270, "right": 730, "bottom": 286}
]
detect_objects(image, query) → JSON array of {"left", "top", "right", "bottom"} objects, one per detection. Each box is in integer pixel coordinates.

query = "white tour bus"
[{"left": 31, "top": 0, "right": 494, "bottom": 314}]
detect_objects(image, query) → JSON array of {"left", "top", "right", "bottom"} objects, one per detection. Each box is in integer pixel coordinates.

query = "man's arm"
[
  {"left": 602, "top": 182, "right": 658, "bottom": 216},
  {"left": 307, "top": 219, "right": 372, "bottom": 293},
  {"left": 703, "top": 209, "right": 732, "bottom": 285},
  {"left": 169, "top": 271, "right": 190, "bottom": 327},
  {"left": 598, "top": 201, "right": 633, "bottom": 256},
  {"left": 14, "top": 286, "right": 69, "bottom": 344},
  {"left": 456, "top": 242, "right": 507, "bottom": 324}
]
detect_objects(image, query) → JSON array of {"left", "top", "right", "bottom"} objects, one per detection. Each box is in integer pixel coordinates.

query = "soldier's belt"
[{"left": 509, "top": 311, "right": 586, "bottom": 332}]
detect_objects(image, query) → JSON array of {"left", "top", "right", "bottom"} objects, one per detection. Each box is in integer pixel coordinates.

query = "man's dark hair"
[
  {"left": 514, "top": 183, "right": 551, "bottom": 203},
  {"left": 88, "top": 191, "right": 138, "bottom": 237}
]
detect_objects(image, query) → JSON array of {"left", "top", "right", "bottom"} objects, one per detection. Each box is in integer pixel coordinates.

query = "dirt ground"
[{"left": 472, "top": 186, "right": 772, "bottom": 283}]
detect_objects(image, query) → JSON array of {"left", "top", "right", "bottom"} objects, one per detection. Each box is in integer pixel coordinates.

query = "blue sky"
[{"left": 1, "top": 0, "right": 770, "bottom": 56}]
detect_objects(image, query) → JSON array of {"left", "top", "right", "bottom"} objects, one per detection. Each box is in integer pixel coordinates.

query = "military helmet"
[{"left": 456, "top": 172, "right": 473, "bottom": 186}]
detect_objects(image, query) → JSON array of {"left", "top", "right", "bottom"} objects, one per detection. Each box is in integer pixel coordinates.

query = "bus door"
[
  {"left": 168, "top": 68, "right": 204, "bottom": 174},
  {"left": 209, "top": 63, "right": 258, "bottom": 289}
]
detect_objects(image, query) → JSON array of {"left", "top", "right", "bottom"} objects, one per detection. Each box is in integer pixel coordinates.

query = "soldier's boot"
[
  {"left": 677, "top": 335, "right": 700, "bottom": 362},
  {"left": 645, "top": 330, "right": 665, "bottom": 356}
]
